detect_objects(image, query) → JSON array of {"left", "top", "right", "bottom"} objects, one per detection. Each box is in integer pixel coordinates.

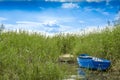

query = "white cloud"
[
  {"left": 45, "top": 0, "right": 77, "bottom": 2},
  {"left": 86, "top": 0, "right": 104, "bottom": 2},
  {"left": 45, "top": 0, "right": 106, "bottom": 2},
  {"left": 42, "top": 20, "right": 57, "bottom": 26},
  {"left": 61, "top": 3, "right": 79, "bottom": 9},
  {"left": 5, "top": 20, "right": 59, "bottom": 34},
  {"left": 115, "top": 11, "right": 120, "bottom": 20},
  {"left": 0, "top": 17, "right": 7, "bottom": 22},
  {"left": 3, "top": 19, "right": 79, "bottom": 36},
  {"left": 79, "top": 20, "right": 85, "bottom": 24},
  {"left": 16, "top": 21, "right": 41, "bottom": 24},
  {"left": 114, "top": 11, "right": 120, "bottom": 24},
  {"left": 4, "top": 20, "right": 109, "bottom": 36},
  {"left": 5, "top": 21, "right": 44, "bottom": 32},
  {"left": 102, "top": 12, "right": 109, "bottom": 15},
  {"left": 0, "top": 0, "right": 109, "bottom": 3},
  {"left": 84, "top": 7, "right": 103, "bottom": 12},
  {"left": 84, "top": 7, "right": 109, "bottom": 15}
]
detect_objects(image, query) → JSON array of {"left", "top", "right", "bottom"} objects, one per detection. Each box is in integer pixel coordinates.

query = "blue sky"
[{"left": 0, "top": 0, "right": 120, "bottom": 35}]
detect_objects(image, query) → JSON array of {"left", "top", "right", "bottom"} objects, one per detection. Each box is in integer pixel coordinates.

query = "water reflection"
[
  {"left": 77, "top": 68, "right": 107, "bottom": 80},
  {"left": 78, "top": 68, "right": 86, "bottom": 76},
  {"left": 62, "top": 64, "right": 120, "bottom": 80},
  {"left": 77, "top": 68, "right": 87, "bottom": 80},
  {"left": 78, "top": 68, "right": 120, "bottom": 80}
]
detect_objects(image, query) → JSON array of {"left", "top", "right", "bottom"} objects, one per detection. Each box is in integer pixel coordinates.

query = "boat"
[{"left": 77, "top": 54, "right": 111, "bottom": 70}]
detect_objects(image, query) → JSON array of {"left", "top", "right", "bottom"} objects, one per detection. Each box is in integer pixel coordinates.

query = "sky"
[{"left": 0, "top": 0, "right": 120, "bottom": 35}]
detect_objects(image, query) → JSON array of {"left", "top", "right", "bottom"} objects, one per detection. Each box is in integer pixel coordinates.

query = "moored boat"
[{"left": 77, "top": 54, "right": 111, "bottom": 70}]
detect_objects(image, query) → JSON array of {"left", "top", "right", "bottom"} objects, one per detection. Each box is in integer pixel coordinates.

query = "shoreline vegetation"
[{"left": 0, "top": 25, "right": 120, "bottom": 80}]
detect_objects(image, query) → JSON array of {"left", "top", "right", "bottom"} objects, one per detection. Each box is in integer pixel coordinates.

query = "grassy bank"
[{"left": 0, "top": 25, "right": 120, "bottom": 79}]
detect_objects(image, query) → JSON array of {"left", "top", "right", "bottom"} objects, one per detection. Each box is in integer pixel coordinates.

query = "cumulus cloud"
[{"left": 61, "top": 3, "right": 79, "bottom": 9}]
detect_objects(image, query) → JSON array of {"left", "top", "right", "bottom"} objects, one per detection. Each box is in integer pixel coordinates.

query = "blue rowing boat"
[{"left": 77, "top": 54, "right": 111, "bottom": 70}]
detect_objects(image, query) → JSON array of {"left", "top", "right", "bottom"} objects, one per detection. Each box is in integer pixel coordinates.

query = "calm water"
[{"left": 63, "top": 64, "right": 120, "bottom": 80}]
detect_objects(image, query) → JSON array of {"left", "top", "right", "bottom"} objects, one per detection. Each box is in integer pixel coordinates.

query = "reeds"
[{"left": 0, "top": 25, "right": 120, "bottom": 79}]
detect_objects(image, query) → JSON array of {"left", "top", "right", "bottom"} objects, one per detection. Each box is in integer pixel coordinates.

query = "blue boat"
[{"left": 77, "top": 54, "right": 111, "bottom": 70}]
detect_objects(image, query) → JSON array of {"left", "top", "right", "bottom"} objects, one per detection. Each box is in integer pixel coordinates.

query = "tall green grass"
[{"left": 0, "top": 25, "right": 120, "bottom": 79}]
